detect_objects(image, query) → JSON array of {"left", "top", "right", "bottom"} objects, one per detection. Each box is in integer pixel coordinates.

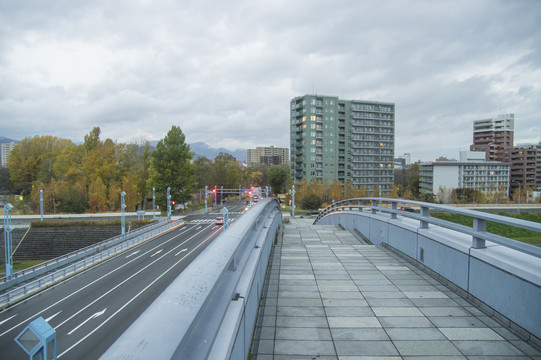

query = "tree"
[
  {"left": 301, "top": 193, "right": 322, "bottom": 210},
  {"left": 268, "top": 165, "right": 288, "bottom": 194},
  {"left": 211, "top": 153, "right": 240, "bottom": 190},
  {"left": 193, "top": 156, "right": 213, "bottom": 188},
  {"left": 150, "top": 125, "right": 196, "bottom": 207}
]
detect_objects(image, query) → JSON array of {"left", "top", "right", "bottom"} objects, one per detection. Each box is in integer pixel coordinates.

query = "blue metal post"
[
  {"left": 239, "top": 185, "right": 241, "bottom": 200},
  {"left": 292, "top": 185, "right": 296, "bottom": 217},
  {"left": 266, "top": 186, "right": 269, "bottom": 198},
  {"left": 121, "top": 192, "right": 126, "bottom": 236},
  {"left": 40, "top": 189, "right": 43, "bottom": 221},
  {"left": 205, "top": 186, "right": 208, "bottom": 214},
  {"left": 214, "top": 185, "right": 217, "bottom": 207},
  {"left": 220, "top": 186, "right": 223, "bottom": 206},
  {"left": 3, "top": 203, "right": 13, "bottom": 280},
  {"left": 167, "top": 187, "right": 171, "bottom": 219},
  {"left": 152, "top": 187, "right": 155, "bottom": 220}
]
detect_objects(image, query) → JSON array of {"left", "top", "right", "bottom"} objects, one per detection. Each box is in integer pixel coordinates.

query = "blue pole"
[
  {"left": 121, "top": 192, "right": 126, "bottom": 236},
  {"left": 167, "top": 187, "right": 171, "bottom": 219},
  {"left": 239, "top": 185, "right": 241, "bottom": 200},
  {"left": 40, "top": 189, "right": 44, "bottom": 221},
  {"left": 4, "top": 203, "right": 14, "bottom": 280},
  {"left": 152, "top": 187, "right": 155, "bottom": 220},
  {"left": 292, "top": 185, "right": 296, "bottom": 217},
  {"left": 220, "top": 186, "right": 223, "bottom": 206},
  {"left": 214, "top": 185, "right": 217, "bottom": 207},
  {"left": 205, "top": 186, "right": 208, "bottom": 214}
]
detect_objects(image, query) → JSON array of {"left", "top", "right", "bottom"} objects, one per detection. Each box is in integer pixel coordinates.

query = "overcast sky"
[{"left": 1, "top": 0, "right": 540, "bottom": 161}]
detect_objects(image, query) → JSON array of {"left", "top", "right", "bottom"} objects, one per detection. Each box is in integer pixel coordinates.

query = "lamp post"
[
  {"left": 3, "top": 203, "right": 14, "bottom": 280},
  {"left": 291, "top": 185, "right": 296, "bottom": 217},
  {"left": 40, "top": 189, "right": 44, "bottom": 221},
  {"left": 121, "top": 192, "right": 126, "bottom": 236},
  {"left": 152, "top": 187, "right": 155, "bottom": 220},
  {"left": 220, "top": 186, "right": 223, "bottom": 206},
  {"left": 167, "top": 187, "right": 171, "bottom": 219},
  {"left": 205, "top": 186, "right": 208, "bottom": 214}
]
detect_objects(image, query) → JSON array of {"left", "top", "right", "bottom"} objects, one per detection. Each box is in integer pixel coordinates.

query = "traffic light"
[
  {"left": 248, "top": 190, "right": 252, "bottom": 196},
  {"left": 212, "top": 188, "right": 216, "bottom": 193}
]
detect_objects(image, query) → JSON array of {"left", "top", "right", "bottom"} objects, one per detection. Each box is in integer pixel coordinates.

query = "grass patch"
[
  {"left": 431, "top": 212, "right": 541, "bottom": 244},
  {"left": 13, "top": 260, "right": 46, "bottom": 271}
]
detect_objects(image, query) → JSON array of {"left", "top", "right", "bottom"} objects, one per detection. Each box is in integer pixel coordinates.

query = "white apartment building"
[
  {"left": 1, "top": 142, "right": 17, "bottom": 168},
  {"left": 420, "top": 151, "right": 510, "bottom": 195}
]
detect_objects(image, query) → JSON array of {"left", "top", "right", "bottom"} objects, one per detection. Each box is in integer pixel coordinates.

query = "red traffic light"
[
  {"left": 212, "top": 188, "right": 216, "bottom": 193},
  {"left": 248, "top": 191, "right": 252, "bottom": 195}
]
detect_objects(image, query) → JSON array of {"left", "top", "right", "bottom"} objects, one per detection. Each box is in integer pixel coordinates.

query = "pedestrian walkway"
[{"left": 251, "top": 217, "right": 541, "bottom": 359}]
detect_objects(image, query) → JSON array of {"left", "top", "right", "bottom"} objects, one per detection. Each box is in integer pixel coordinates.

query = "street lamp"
[
  {"left": 121, "top": 192, "right": 126, "bottom": 236},
  {"left": 3, "top": 203, "right": 14, "bottom": 280}
]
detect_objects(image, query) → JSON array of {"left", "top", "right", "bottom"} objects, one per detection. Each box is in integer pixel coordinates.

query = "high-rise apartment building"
[
  {"left": 510, "top": 144, "right": 537, "bottom": 192},
  {"left": 470, "top": 113, "right": 514, "bottom": 162},
  {"left": 537, "top": 141, "right": 541, "bottom": 191},
  {"left": 290, "top": 94, "right": 394, "bottom": 192},
  {"left": 1, "top": 142, "right": 17, "bottom": 168},
  {"left": 247, "top": 146, "right": 289, "bottom": 168}
]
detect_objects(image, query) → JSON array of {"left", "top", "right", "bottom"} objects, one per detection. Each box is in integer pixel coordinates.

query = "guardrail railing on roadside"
[
  {"left": 314, "top": 197, "right": 541, "bottom": 259},
  {"left": 0, "top": 219, "right": 169, "bottom": 288},
  {"left": 0, "top": 219, "right": 180, "bottom": 307}
]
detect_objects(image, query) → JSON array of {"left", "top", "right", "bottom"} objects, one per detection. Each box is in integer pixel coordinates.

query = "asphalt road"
[{"left": 0, "top": 202, "right": 248, "bottom": 359}]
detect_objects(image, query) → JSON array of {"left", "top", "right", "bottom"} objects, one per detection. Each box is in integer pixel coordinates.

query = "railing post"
[
  {"left": 349, "top": 200, "right": 353, "bottom": 211},
  {"left": 391, "top": 202, "right": 397, "bottom": 219},
  {"left": 472, "top": 217, "right": 486, "bottom": 248},
  {"left": 371, "top": 199, "right": 377, "bottom": 214},
  {"left": 420, "top": 205, "right": 429, "bottom": 229}
]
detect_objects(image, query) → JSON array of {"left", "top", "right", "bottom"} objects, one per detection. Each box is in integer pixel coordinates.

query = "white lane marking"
[
  {"left": 126, "top": 250, "right": 140, "bottom": 258},
  {"left": 45, "top": 311, "right": 62, "bottom": 323},
  {"left": 54, "top": 227, "right": 212, "bottom": 331},
  {"left": 174, "top": 248, "right": 187, "bottom": 256},
  {"left": 150, "top": 249, "right": 163, "bottom": 257},
  {"left": 67, "top": 308, "right": 106, "bottom": 335},
  {"left": 0, "top": 224, "right": 197, "bottom": 338},
  {"left": 58, "top": 227, "right": 222, "bottom": 358},
  {"left": 196, "top": 226, "right": 202, "bottom": 230},
  {"left": 0, "top": 314, "right": 17, "bottom": 326}
]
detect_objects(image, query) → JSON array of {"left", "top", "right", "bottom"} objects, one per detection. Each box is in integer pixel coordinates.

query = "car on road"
[
  {"left": 215, "top": 216, "right": 224, "bottom": 225},
  {"left": 306, "top": 210, "right": 319, "bottom": 215},
  {"left": 400, "top": 206, "right": 416, "bottom": 212}
]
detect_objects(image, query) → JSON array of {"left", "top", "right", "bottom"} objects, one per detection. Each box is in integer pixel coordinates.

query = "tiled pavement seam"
[{"left": 251, "top": 217, "right": 541, "bottom": 360}]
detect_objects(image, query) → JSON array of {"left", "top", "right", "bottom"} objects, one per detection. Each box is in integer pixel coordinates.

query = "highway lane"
[{"left": 0, "top": 203, "right": 247, "bottom": 359}]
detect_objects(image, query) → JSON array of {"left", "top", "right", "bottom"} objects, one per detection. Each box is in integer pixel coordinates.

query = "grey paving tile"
[
  {"left": 275, "top": 327, "right": 332, "bottom": 340},
  {"left": 386, "top": 327, "right": 447, "bottom": 340},
  {"left": 439, "top": 327, "right": 504, "bottom": 341},
  {"left": 274, "top": 339, "right": 336, "bottom": 356},
  {"left": 379, "top": 316, "right": 434, "bottom": 328},
  {"left": 278, "top": 298, "right": 323, "bottom": 307},
  {"left": 452, "top": 340, "right": 527, "bottom": 356},
  {"left": 428, "top": 316, "right": 487, "bottom": 328},
  {"left": 334, "top": 340, "right": 399, "bottom": 356},
  {"left": 277, "top": 306, "right": 325, "bottom": 317},
  {"left": 324, "top": 306, "right": 375, "bottom": 317},
  {"left": 330, "top": 327, "right": 390, "bottom": 341},
  {"left": 393, "top": 340, "right": 462, "bottom": 356},
  {"left": 366, "top": 298, "right": 415, "bottom": 307},
  {"left": 418, "top": 306, "right": 471, "bottom": 317},
  {"left": 276, "top": 316, "right": 329, "bottom": 328},
  {"left": 372, "top": 307, "right": 424, "bottom": 317},
  {"left": 328, "top": 316, "right": 381, "bottom": 328}
]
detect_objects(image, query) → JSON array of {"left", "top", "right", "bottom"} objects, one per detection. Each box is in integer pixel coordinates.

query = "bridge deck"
[{"left": 252, "top": 217, "right": 541, "bottom": 359}]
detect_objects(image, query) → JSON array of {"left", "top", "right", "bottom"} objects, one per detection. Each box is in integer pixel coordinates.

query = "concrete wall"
[{"left": 317, "top": 211, "right": 541, "bottom": 340}]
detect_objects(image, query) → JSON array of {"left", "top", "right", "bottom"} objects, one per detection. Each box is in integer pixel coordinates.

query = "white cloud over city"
[{"left": 1, "top": 0, "right": 540, "bottom": 161}]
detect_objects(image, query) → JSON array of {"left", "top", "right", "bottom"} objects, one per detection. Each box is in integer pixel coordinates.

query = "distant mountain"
[
  {"left": 189, "top": 142, "right": 246, "bottom": 162},
  {"left": 0, "top": 137, "right": 18, "bottom": 144}
]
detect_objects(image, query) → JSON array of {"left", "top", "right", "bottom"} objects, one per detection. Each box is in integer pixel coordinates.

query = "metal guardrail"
[
  {"left": 314, "top": 197, "right": 541, "bottom": 259},
  {"left": 0, "top": 219, "right": 180, "bottom": 307},
  {"left": 0, "top": 219, "right": 170, "bottom": 289}
]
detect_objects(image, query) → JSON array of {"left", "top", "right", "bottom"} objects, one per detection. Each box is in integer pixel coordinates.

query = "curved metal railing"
[{"left": 314, "top": 197, "right": 541, "bottom": 258}]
